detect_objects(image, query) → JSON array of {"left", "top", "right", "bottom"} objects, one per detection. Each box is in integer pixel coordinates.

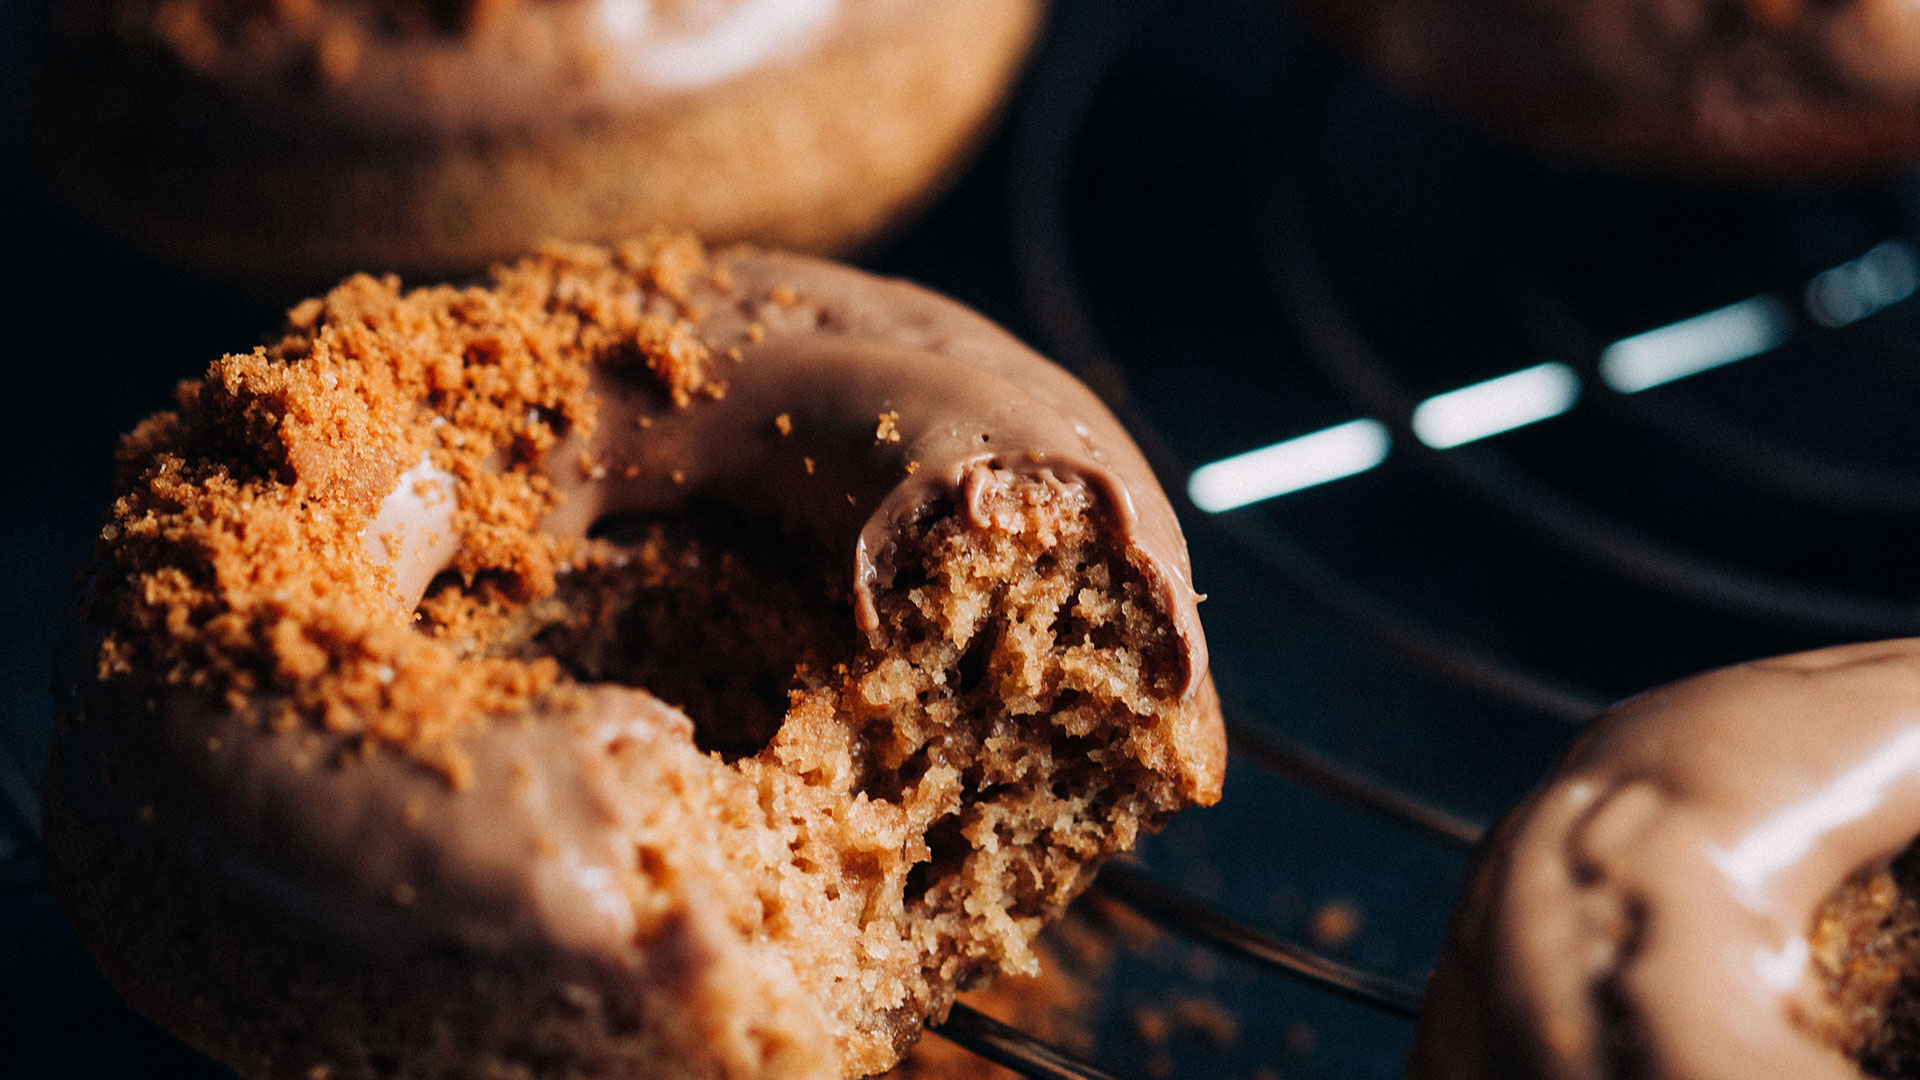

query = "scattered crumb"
[
  {"left": 770, "top": 285, "right": 798, "bottom": 307},
  {"left": 775, "top": 413, "right": 793, "bottom": 436},
  {"left": 1171, "top": 998, "right": 1238, "bottom": 1047},
  {"left": 876, "top": 411, "right": 901, "bottom": 444},
  {"left": 905, "top": 460, "right": 919, "bottom": 475},
  {"left": 1133, "top": 1006, "right": 1170, "bottom": 1045},
  {"left": 1308, "top": 898, "right": 1363, "bottom": 949},
  {"left": 314, "top": 28, "right": 359, "bottom": 85},
  {"left": 1285, "top": 1022, "right": 1316, "bottom": 1057},
  {"left": 1133, "top": 996, "right": 1238, "bottom": 1051},
  {"left": 804, "top": 457, "right": 816, "bottom": 474}
]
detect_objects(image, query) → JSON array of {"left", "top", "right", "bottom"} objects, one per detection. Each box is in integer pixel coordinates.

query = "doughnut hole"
[
  {"left": 526, "top": 506, "right": 857, "bottom": 760},
  {"left": 1809, "top": 840, "right": 1920, "bottom": 1076},
  {"left": 411, "top": 474, "right": 1200, "bottom": 1074}
]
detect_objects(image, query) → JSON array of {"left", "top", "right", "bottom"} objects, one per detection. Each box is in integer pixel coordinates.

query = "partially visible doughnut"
[
  {"left": 44, "top": 236, "right": 1224, "bottom": 1080},
  {"left": 31, "top": 0, "right": 1040, "bottom": 280},
  {"left": 1413, "top": 640, "right": 1920, "bottom": 1080},
  {"left": 1292, "top": 0, "right": 1920, "bottom": 180}
]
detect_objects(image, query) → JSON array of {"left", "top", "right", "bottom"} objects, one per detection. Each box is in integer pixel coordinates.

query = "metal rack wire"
[{"left": 921, "top": 0, "right": 1920, "bottom": 1072}]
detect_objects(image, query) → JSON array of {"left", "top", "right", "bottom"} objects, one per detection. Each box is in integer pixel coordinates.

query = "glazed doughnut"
[
  {"left": 30, "top": 0, "right": 1039, "bottom": 280},
  {"left": 1412, "top": 640, "right": 1920, "bottom": 1080},
  {"left": 45, "top": 236, "right": 1224, "bottom": 1080},
  {"left": 1291, "top": 0, "right": 1920, "bottom": 180}
]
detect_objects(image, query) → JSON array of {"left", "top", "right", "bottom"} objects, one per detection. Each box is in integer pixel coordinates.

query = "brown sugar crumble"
[
  {"left": 1308, "top": 898, "right": 1364, "bottom": 950},
  {"left": 93, "top": 235, "right": 751, "bottom": 780}
]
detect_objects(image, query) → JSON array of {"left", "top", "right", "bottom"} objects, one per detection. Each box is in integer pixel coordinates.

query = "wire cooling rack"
[
  {"left": 923, "top": 0, "right": 1920, "bottom": 1073},
  {"left": 8, "top": 0, "right": 1920, "bottom": 1075}
]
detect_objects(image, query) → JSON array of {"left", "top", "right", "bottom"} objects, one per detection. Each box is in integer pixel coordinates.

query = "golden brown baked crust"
[
  {"left": 47, "top": 236, "right": 1223, "bottom": 1080},
  {"left": 31, "top": 0, "right": 1041, "bottom": 280}
]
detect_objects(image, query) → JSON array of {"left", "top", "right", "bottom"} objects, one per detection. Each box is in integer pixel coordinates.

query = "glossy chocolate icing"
[
  {"left": 53, "top": 249, "right": 1216, "bottom": 1072},
  {"left": 1293, "top": 0, "right": 1920, "bottom": 176},
  {"left": 1413, "top": 640, "right": 1920, "bottom": 1080}
]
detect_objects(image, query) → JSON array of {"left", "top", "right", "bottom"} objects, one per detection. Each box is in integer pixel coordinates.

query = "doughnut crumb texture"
[
  {"left": 1811, "top": 840, "right": 1920, "bottom": 1078},
  {"left": 48, "top": 236, "right": 1223, "bottom": 1080}
]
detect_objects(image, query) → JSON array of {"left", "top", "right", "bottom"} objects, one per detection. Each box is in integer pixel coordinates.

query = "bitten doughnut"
[
  {"left": 1412, "top": 640, "right": 1920, "bottom": 1080},
  {"left": 1291, "top": 0, "right": 1920, "bottom": 179},
  {"left": 45, "top": 236, "right": 1224, "bottom": 1080},
  {"left": 30, "top": 0, "right": 1038, "bottom": 280}
]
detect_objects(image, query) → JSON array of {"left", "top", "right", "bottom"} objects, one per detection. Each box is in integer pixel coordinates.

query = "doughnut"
[
  {"left": 44, "top": 236, "right": 1224, "bottom": 1080},
  {"left": 29, "top": 0, "right": 1039, "bottom": 280},
  {"left": 1412, "top": 640, "right": 1920, "bottom": 1080},
  {"left": 1290, "top": 0, "right": 1920, "bottom": 180}
]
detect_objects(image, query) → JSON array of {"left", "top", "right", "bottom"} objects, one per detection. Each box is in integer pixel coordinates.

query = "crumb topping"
[
  {"left": 1811, "top": 841, "right": 1920, "bottom": 1077},
  {"left": 95, "top": 235, "right": 744, "bottom": 779}
]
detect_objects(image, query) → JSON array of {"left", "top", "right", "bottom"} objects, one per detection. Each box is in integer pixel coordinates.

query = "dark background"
[{"left": 7, "top": 0, "right": 1920, "bottom": 1076}]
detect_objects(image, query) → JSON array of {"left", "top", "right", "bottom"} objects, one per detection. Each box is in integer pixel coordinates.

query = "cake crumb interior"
[
  {"left": 424, "top": 478, "right": 1196, "bottom": 1074},
  {"left": 1811, "top": 840, "right": 1920, "bottom": 1078}
]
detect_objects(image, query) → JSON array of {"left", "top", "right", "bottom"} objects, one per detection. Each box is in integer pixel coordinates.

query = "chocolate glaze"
[
  {"left": 397, "top": 251, "right": 1208, "bottom": 696},
  {"left": 53, "top": 249, "right": 1217, "bottom": 1074},
  {"left": 1413, "top": 640, "right": 1920, "bottom": 1080},
  {"left": 64, "top": 0, "right": 994, "bottom": 140},
  {"left": 1293, "top": 0, "right": 1920, "bottom": 177}
]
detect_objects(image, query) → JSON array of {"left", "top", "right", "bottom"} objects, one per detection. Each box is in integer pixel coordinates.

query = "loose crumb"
[
  {"left": 775, "top": 413, "right": 793, "bottom": 436},
  {"left": 1285, "top": 1022, "right": 1316, "bottom": 1056},
  {"left": 1309, "top": 898, "right": 1363, "bottom": 949}
]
